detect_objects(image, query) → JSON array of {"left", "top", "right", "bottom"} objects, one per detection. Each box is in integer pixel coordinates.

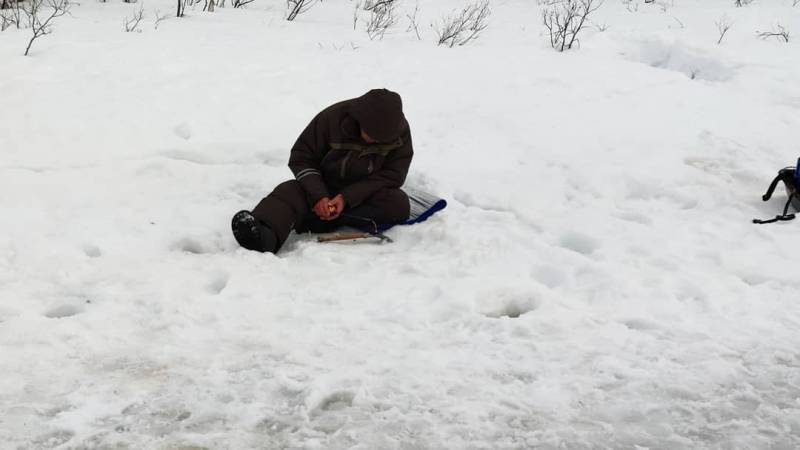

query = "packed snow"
[{"left": 2, "top": 0, "right": 800, "bottom": 448}]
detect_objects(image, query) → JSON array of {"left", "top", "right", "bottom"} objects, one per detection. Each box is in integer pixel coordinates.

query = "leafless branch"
[
  {"left": 542, "top": 0, "right": 602, "bottom": 52},
  {"left": 757, "top": 24, "right": 790, "bottom": 43},
  {"left": 668, "top": 15, "right": 683, "bottom": 29},
  {"left": 405, "top": 1, "right": 421, "bottom": 40},
  {"left": 11, "top": 0, "right": 22, "bottom": 27},
  {"left": 23, "top": 0, "right": 70, "bottom": 56},
  {"left": 286, "top": 0, "right": 315, "bottom": 21},
  {"left": 124, "top": 2, "right": 144, "bottom": 31},
  {"left": 621, "top": 0, "right": 637, "bottom": 13},
  {"left": 1, "top": 3, "right": 18, "bottom": 31},
  {"left": 153, "top": 8, "right": 168, "bottom": 28},
  {"left": 232, "top": 0, "right": 254, "bottom": 8},
  {"left": 176, "top": 0, "right": 186, "bottom": 17},
  {"left": 362, "top": 0, "right": 394, "bottom": 11},
  {"left": 1, "top": 12, "right": 11, "bottom": 31},
  {"left": 435, "top": 0, "right": 491, "bottom": 48},
  {"left": 364, "top": 0, "right": 396, "bottom": 40},
  {"left": 715, "top": 15, "right": 732, "bottom": 44}
]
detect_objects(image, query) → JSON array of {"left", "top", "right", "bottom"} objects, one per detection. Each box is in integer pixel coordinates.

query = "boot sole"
[{"left": 231, "top": 210, "right": 264, "bottom": 252}]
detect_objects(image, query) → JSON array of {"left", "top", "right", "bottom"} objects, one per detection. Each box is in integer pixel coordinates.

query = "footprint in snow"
[
  {"left": 257, "top": 416, "right": 298, "bottom": 433},
  {"left": 173, "top": 123, "right": 192, "bottom": 140},
  {"left": 31, "top": 430, "right": 74, "bottom": 448},
  {"left": 613, "top": 210, "right": 652, "bottom": 226},
  {"left": 82, "top": 244, "right": 102, "bottom": 258},
  {"left": 480, "top": 289, "right": 541, "bottom": 319},
  {"left": 621, "top": 318, "right": 662, "bottom": 331},
  {"left": 314, "top": 391, "right": 355, "bottom": 414},
  {"left": 206, "top": 272, "right": 229, "bottom": 295},
  {"left": 44, "top": 304, "right": 83, "bottom": 319},
  {"left": 173, "top": 237, "right": 209, "bottom": 254},
  {"left": 559, "top": 231, "right": 600, "bottom": 255},
  {"left": 485, "top": 300, "right": 537, "bottom": 319},
  {"left": 531, "top": 265, "right": 568, "bottom": 289}
]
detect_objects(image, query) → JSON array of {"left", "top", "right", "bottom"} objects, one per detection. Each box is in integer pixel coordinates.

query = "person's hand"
[
  {"left": 314, "top": 197, "right": 332, "bottom": 220},
  {"left": 328, "top": 194, "right": 345, "bottom": 220}
]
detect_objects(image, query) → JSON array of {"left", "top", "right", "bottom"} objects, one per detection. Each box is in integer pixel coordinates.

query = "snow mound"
[{"left": 627, "top": 39, "right": 734, "bottom": 82}]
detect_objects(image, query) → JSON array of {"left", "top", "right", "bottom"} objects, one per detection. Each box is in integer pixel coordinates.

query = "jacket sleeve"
[
  {"left": 340, "top": 130, "right": 413, "bottom": 208},
  {"left": 288, "top": 112, "right": 331, "bottom": 206}
]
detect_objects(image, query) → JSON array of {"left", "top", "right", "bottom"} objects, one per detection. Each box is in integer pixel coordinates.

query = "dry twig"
[
  {"left": 23, "top": 0, "right": 70, "bottom": 56},
  {"left": 435, "top": 0, "right": 491, "bottom": 48}
]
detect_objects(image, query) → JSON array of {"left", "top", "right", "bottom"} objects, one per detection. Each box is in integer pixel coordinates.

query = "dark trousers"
[{"left": 251, "top": 180, "right": 410, "bottom": 251}]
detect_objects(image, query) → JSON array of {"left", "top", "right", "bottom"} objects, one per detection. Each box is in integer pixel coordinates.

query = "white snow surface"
[{"left": 2, "top": 0, "right": 800, "bottom": 448}]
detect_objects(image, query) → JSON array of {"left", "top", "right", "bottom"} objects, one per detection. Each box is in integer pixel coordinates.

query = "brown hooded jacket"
[{"left": 288, "top": 89, "right": 413, "bottom": 208}]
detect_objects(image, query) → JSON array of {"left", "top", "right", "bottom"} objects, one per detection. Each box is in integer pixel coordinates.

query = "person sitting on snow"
[{"left": 231, "top": 88, "right": 413, "bottom": 254}]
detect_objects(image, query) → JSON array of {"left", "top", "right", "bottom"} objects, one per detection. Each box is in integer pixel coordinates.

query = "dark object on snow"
[
  {"left": 753, "top": 159, "right": 800, "bottom": 224},
  {"left": 317, "top": 188, "right": 448, "bottom": 243},
  {"left": 236, "top": 89, "right": 416, "bottom": 253},
  {"left": 231, "top": 210, "right": 278, "bottom": 253}
]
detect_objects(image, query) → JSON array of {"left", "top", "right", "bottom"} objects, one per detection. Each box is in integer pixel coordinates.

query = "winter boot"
[{"left": 231, "top": 210, "right": 277, "bottom": 253}]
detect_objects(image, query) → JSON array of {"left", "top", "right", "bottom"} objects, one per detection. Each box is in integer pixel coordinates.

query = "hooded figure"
[{"left": 231, "top": 89, "right": 414, "bottom": 253}]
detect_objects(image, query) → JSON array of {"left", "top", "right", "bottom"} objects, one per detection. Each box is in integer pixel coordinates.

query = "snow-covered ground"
[{"left": 2, "top": 0, "right": 800, "bottom": 448}]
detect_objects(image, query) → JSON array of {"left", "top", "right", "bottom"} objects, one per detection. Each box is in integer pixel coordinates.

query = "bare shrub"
[
  {"left": 1, "top": 11, "right": 12, "bottom": 31},
  {"left": 287, "top": 0, "right": 315, "bottom": 21},
  {"left": 734, "top": 0, "right": 753, "bottom": 6},
  {"left": 620, "top": 0, "right": 654, "bottom": 13},
  {"left": 22, "top": 0, "right": 70, "bottom": 56},
  {"left": 363, "top": 0, "right": 393, "bottom": 10},
  {"left": 435, "top": 0, "right": 490, "bottom": 48},
  {"left": 153, "top": 8, "right": 168, "bottom": 28},
  {"left": 232, "top": 0, "right": 254, "bottom": 8},
  {"left": 669, "top": 15, "right": 683, "bottom": 29},
  {"left": 11, "top": 0, "right": 22, "bottom": 26},
  {"left": 124, "top": 3, "right": 144, "bottom": 31},
  {"left": 622, "top": 0, "right": 637, "bottom": 13},
  {"left": 364, "top": 0, "right": 396, "bottom": 40},
  {"left": 176, "top": 0, "right": 187, "bottom": 17},
  {"left": 1, "top": 4, "right": 18, "bottom": 31},
  {"left": 405, "top": 1, "right": 421, "bottom": 40},
  {"left": 715, "top": 15, "right": 732, "bottom": 44},
  {"left": 2, "top": 0, "right": 22, "bottom": 29},
  {"left": 758, "top": 24, "right": 790, "bottom": 43},
  {"left": 542, "top": 0, "right": 602, "bottom": 52}
]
